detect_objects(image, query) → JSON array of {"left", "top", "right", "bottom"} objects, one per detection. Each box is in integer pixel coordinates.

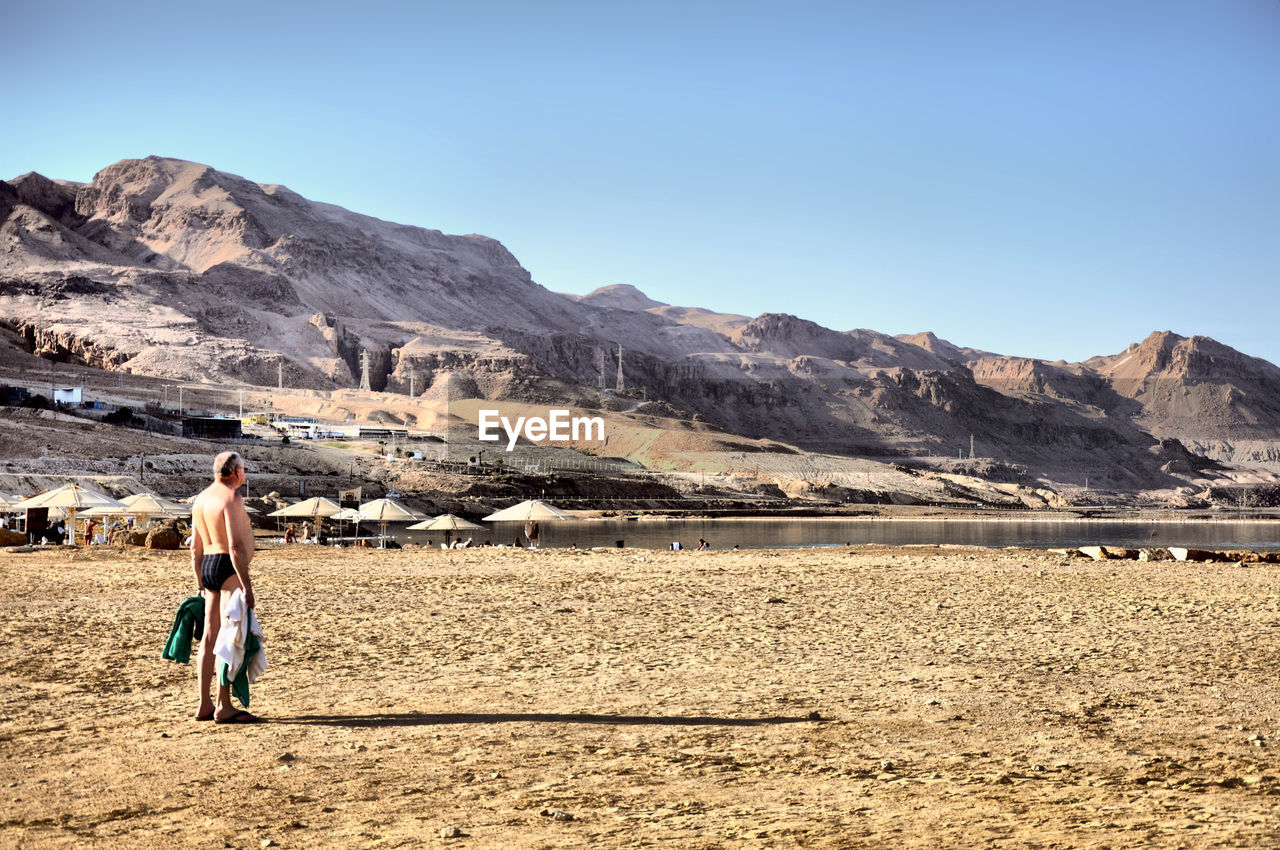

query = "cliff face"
[
  {"left": 3, "top": 157, "right": 1279, "bottom": 486},
  {"left": 1088, "top": 332, "right": 1280, "bottom": 435},
  {"left": 0, "top": 156, "right": 594, "bottom": 388},
  {"left": 903, "top": 330, "right": 1280, "bottom": 471},
  {"left": 1080, "top": 332, "right": 1280, "bottom": 469}
]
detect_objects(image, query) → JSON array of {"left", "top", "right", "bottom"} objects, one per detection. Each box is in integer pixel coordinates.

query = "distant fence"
[
  {"left": 416, "top": 456, "right": 642, "bottom": 477},
  {"left": 517, "top": 457, "right": 640, "bottom": 475}
]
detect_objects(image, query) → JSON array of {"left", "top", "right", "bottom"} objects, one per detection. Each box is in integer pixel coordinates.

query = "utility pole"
[
  {"left": 408, "top": 368, "right": 416, "bottom": 399},
  {"left": 278, "top": 362, "right": 283, "bottom": 390},
  {"left": 359, "top": 349, "right": 372, "bottom": 392},
  {"left": 238, "top": 389, "right": 245, "bottom": 418},
  {"left": 969, "top": 434, "right": 975, "bottom": 460},
  {"left": 616, "top": 343, "right": 624, "bottom": 392},
  {"left": 178, "top": 386, "right": 184, "bottom": 416},
  {"left": 596, "top": 347, "right": 606, "bottom": 390}
]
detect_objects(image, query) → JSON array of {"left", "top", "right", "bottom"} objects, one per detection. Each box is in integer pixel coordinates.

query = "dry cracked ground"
[{"left": 3, "top": 543, "right": 1280, "bottom": 848}]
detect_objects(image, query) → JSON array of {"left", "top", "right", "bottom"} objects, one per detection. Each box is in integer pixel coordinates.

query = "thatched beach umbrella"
[
  {"left": 0, "top": 491, "right": 30, "bottom": 536},
  {"left": 13, "top": 483, "right": 126, "bottom": 545},
  {"left": 482, "top": 499, "right": 575, "bottom": 522},
  {"left": 357, "top": 498, "right": 424, "bottom": 545},
  {"left": 268, "top": 496, "right": 344, "bottom": 538},
  {"left": 329, "top": 507, "right": 362, "bottom": 538},
  {"left": 83, "top": 492, "right": 192, "bottom": 538},
  {"left": 483, "top": 499, "right": 576, "bottom": 548},
  {"left": 112, "top": 492, "right": 191, "bottom": 528},
  {"left": 0, "top": 492, "right": 20, "bottom": 525},
  {"left": 267, "top": 496, "right": 344, "bottom": 519},
  {"left": 407, "top": 513, "right": 483, "bottom": 547},
  {"left": 121, "top": 492, "right": 190, "bottom": 514}
]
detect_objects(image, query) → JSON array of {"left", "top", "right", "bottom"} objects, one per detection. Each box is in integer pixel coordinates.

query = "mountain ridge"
[{"left": 3, "top": 156, "right": 1279, "bottom": 488}]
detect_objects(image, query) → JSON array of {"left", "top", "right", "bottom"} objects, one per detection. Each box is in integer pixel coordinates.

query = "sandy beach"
[{"left": 4, "top": 543, "right": 1280, "bottom": 848}]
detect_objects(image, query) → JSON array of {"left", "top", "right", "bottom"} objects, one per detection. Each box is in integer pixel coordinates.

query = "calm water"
[{"left": 398, "top": 517, "right": 1280, "bottom": 552}]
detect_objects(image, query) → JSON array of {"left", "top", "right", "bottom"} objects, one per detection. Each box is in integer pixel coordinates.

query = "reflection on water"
[{"left": 399, "top": 518, "right": 1280, "bottom": 552}]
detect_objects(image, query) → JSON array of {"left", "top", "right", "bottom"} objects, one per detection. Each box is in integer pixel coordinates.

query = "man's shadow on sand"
[{"left": 276, "top": 712, "right": 822, "bottom": 728}]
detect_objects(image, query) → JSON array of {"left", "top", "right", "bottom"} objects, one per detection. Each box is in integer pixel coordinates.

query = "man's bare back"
[
  {"left": 193, "top": 479, "right": 254, "bottom": 560},
  {"left": 191, "top": 455, "right": 254, "bottom": 602}
]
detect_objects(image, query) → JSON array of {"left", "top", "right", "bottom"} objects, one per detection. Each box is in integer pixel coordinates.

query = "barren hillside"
[{"left": 4, "top": 157, "right": 1280, "bottom": 491}]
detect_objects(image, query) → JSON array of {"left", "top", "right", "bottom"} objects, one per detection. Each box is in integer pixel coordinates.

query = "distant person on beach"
[
  {"left": 696, "top": 538, "right": 709, "bottom": 550},
  {"left": 190, "top": 451, "right": 260, "bottom": 724},
  {"left": 300, "top": 521, "right": 311, "bottom": 542},
  {"left": 284, "top": 524, "right": 297, "bottom": 544}
]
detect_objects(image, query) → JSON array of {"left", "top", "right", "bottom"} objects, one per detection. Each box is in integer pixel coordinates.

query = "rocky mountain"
[
  {"left": 0, "top": 158, "right": 588, "bottom": 389},
  {"left": 900, "top": 329, "right": 1280, "bottom": 471},
  {"left": 3, "top": 157, "right": 1279, "bottom": 489},
  {"left": 1086, "top": 332, "right": 1280, "bottom": 469}
]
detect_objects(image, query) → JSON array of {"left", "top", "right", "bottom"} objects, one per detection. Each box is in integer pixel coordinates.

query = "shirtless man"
[{"left": 190, "top": 451, "right": 258, "bottom": 723}]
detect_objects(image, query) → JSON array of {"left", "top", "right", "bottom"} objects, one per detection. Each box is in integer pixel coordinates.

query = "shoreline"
[{"left": 578, "top": 513, "right": 1280, "bottom": 524}]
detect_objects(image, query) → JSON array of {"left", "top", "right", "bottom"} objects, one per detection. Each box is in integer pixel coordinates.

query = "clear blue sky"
[{"left": 5, "top": 1, "right": 1279, "bottom": 365}]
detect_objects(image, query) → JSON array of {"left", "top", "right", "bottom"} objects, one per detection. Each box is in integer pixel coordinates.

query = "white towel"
[{"left": 212, "top": 588, "right": 267, "bottom": 684}]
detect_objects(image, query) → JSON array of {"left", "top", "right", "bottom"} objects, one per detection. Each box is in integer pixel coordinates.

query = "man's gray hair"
[{"left": 214, "top": 451, "right": 243, "bottom": 479}]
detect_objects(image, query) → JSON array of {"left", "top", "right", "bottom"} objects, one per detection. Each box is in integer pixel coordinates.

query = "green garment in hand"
[{"left": 162, "top": 595, "right": 205, "bottom": 664}]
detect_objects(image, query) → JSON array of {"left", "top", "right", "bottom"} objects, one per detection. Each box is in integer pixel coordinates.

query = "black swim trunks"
[{"left": 200, "top": 553, "right": 236, "bottom": 591}]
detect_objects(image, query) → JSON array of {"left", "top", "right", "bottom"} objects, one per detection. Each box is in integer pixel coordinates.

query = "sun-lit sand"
[{"left": 3, "top": 543, "right": 1279, "bottom": 847}]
